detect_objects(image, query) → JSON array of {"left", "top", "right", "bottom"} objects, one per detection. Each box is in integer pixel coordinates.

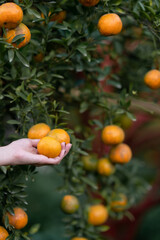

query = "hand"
[{"left": 0, "top": 138, "right": 72, "bottom": 166}]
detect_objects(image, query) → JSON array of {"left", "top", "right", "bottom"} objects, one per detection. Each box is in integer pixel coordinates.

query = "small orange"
[
  {"left": 48, "top": 129, "right": 70, "bottom": 144},
  {"left": 144, "top": 69, "right": 160, "bottom": 89},
  {"left": 98, "top": 13, "right": 123, "bottom": 36},
  {"left": 71, "top": 238, "right": 88, "bottom": 240},
  {"left": 41, "top": 10, "right": 66, "bottom": 24},
  {"left": 0, "top": 3, "right": 23, "bottom": 29},
  {"left": 37, "top": 136, "right": 61, "bottom": 158},
  {"left": 110, "top": 193, "right": 127, "bottom": 212},
  {"left": 79, "top": 0, "right": 100, "bottom": 7},
  {"left": 88, "top": 204, "right": 108, "bottom": 226},
  {"left": 101, "top": 125, "right": 125, "bottom": 145},
  {"left": 82, "top": 154, "right": 98, "bottom": 171},
  {"left": 109, "top": 143, "right": 132, "bottom": 164},
  {"left": 0, "top": 226, "right": 9, "bottom": 240},
  {"left": 61, "top": 195, "right": 79, "bottom": 214},
  {"left": 34, "top": 52, "right": 44, "bottom": 62},
  {"left": 3, "top": 207, "right": 28, "bottom": 230},
  {"left": 97, "top": 158, "right": 115, "bottom": 176},
  {"left": 28, "top": 123, "right": 51, "bottom": 139},
  {"left": 4, "top": 23, "right": 31, "bottom": 48}
]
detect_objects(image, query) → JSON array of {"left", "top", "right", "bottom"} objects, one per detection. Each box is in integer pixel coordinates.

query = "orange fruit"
[
  {"left": 0, "top": 226, "right": 9, "bottom": 240},
  {"left": 97, "top": 158, "right": 115, "bottom": 176},
  {"left": 88, "top": 204, "right": 108, "bottom": 226},
  {"left": 71, "top": 238, "right": 88, "bottom": 240},
  {"left": 119, "top": 114, "right": 133, "bottom": 130},
  {"left": 82, "top": 154, "right": 98, "bottom": 171},
  {"left": 41, "top": 10, "right": 66, "bottom": 24},
  {"left": 79, "top": 0, "right": 100, "bottom": 7},
  {"left": 101, "top": 125, "right": 125, "bottom": 145},
  {"left": 61, "top": 195, "right": 79, "bottom": 214},
  {"left": 144, "top": 69, "right": 160, "bottom": 89},
  {"left": 109, "top": 143, "right": 132, "bottom": 164},
  {"left": 3, "top": 207, "right": 28, "bottom": 230},
  {"left": 98, "top": 13, "right": 123, "bottom": 36},
  {"left": 48, "top": 129, "right": 70, "bottom": 144},
  {"left": 37, "top": 136, "right": 61, "bottom": 158},
  {"left": 110, "top": 193, "right": 127, "bottom": 212},
  {"left": 4, "top": 23, "right": 31, "bottom": 48},
  {"left": 28, "top": 123, "right": 51, "bottom": 139},
  {"left": 0, "top": 3, "right": 23, "bottom": 29},
  {"left": 34, "top": 52, "right": 44, "bottom": 62}
]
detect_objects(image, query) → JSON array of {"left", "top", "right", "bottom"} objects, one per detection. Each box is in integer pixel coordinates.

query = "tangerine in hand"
[
  {"left": 48, "top": 128, "right": 70, "bottom": 144},
  {"left": 37, "top": 136, "right": 61, "bottom": 158}
]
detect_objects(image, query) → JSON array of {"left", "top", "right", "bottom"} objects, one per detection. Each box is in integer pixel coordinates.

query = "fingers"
[{"left": 30, "top": 139, "right": 40, "bottom": 147}]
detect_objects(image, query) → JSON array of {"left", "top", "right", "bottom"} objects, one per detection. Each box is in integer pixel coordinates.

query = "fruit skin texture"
[
  {"left": 0, "top": 3, "right": 23, "bottom": 29},
  {"left": 98, "top": 13, "right": 123, "bottom": 36},
  {"left": 102, "top": 125, "right": 125, "bottom": 145},
  {"left": 144, "top": 69, "right": 160, "bottom": 89},
  {"left": 97, "top": 158, "right": 115, "bottom": 176},
  {"left": 109, "top": 143, "right": 132, "bottom": 164},
  {"left": 61, "top": 195, "right": 79, "bottom": 214},
  {"left": 71, "top": 238, "right": 88, "bottom": 240},
  {"left": 0, "top": 226, "right": 9, "bottom": 240},
  {"left": 110, "top": 193, "right": 127, "bottom": 212},
  {"left": 88, "top": 204, "right": 108, "bottom": 226},
  {"left": 37, "top": 136, "right": 61, "bottom": 158},
  {"left": 28, "top": 123, "right": 51, "bottom": 139},
  {"left": 82, "top": 155, "right": 98, "bottom": 171},
  {"left": 4, "top": 23, "right": 31, "bottom": 48},
  {"left": 79, "top": 0, "right": 100, "bottom": 7},
  {"left": 48, "top": 129, "right": 70, "bottom": 144},
  {"left": 3, "top": 207, "right": 28, "bottom": 230}
]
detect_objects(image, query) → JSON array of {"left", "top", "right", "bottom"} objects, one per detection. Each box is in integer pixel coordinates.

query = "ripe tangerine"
[
  {"left": 37, "top": 136, "right": 61, "bottom": 158},
  {"left": 4, "top": 23, "right": 31, "bottom": 48},
  {"left": 0, "top": 3, "right": 23, "bottom": 29},
  {"left": 3, "top": 207, "right": 28, "bottom": 230},
  {"left": 88, "top": 204, "right": 108, "bottom": 226},
  {"left": 0, "top": 226, "right": 9, "bottom": 240},
  {"left": 48, "top": 128, "right": 70, "bottom": 144},
  {"left": 71, "top": 238, "right": 88, "bottom": 240},
  {"left": 109, "top": 143, "right": 132, "bottom": 164},
  {"left": 97, "top": 158, "right": 115, "bottom": 176},
  {"left": 144, "top": 69, "right": 160, "bottom": 89},
  {"left": 41, "top": 10, "right": 66, "bottom": 24},
  {"left": 61, "top": 195, "right": 79, "bottom": 214},
  {"left": 101, "top": 125, "right": 125, "bottom": 145},
  {"left": 98, "top": 13, "right": 123, "bottom": 36},
  {"left": 28, "top": 123, "right": 51, "bottom": 139}
]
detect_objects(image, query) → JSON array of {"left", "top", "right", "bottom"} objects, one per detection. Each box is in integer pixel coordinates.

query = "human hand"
[{"left": 0, "top": 138, "right": 72, "bottom": 166}]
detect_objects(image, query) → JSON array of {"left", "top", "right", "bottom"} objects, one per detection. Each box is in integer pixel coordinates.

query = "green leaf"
[
  {"left": 8, "top": 49, "right": 15, "bottom": 63},
  {"left": 12, "top": 34, "right": 25, "bottom": 43},
  {"left": 16, "top": 51, "right": 30, "bottom": 67},
  {"left": 27, "top": 8, "right": 41, "bottom": 18},
  {"left": 7, "top": 120, "right": 21, "bottom": 125},
  {"left": 81, "top": 176, "right": 98, "bottom": 190},
  {"left": 77, "top": 45, "right": 87, "bottom": 57},
  {"left": 29, "top": 224, "right": 41, "bottom": 235}
]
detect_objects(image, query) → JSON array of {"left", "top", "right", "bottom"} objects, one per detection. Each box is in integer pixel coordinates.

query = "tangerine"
[
  {"left": 101, "top": 125, "right": 125, "bottom": 145},
  {"left": 34, "top": 52, "right": 44, "bottom": 62},
  {"left": 110, "top": 193, "right": 127, "bottom": 212},
  {"left": 61, "top": 195, "right": 79, "bottom": 214},
  {"left": 3, "top": 207, "right": 28, "bottom": 230},
  {"left": 48, "top": 129, "right": 70, "bottom": 144},
  {"left": 88, "top": 204, "right": 108, "bottom": 226},
  {"left": 37, "top": 136, "right": 61, "bottom": 158},
  {"left": 144, "top": 69, "right": 160, "bottom": 89},
  {"left": 71, "top": 238, "right": 88, "bottom": 240},
  {"left": 79, "top": 0, "right": 100, "bottom": 7},
  {"left": 98, "top": 13, "right": 122, "bottom": 36},
  {"left": 109, "top": 143, "right": 132, "bottom": 164},
  {"left": 0, "top": 3, "right": 23, "bottom": 29},
  {"left": 97, "top": 158, "right": 115, "bottom": 176},
  {"left": 4, "top": 23, "right": 31, "bottom": 48},
  {"left": 82, "top": 154, "right": 98, "bottom": 171},
  {"left": 28, "top": 123, "right": 51, "bottom": 139},
  {"left": 0, "top": 226, "right": 9, "bottom": 240},
  {"left": 41, "top": 10, "right": 66, "bottom": 24}
]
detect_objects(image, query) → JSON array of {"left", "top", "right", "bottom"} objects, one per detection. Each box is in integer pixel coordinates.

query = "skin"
[{"left": 0, "top": 138, "right": 72, "bottom": 166}]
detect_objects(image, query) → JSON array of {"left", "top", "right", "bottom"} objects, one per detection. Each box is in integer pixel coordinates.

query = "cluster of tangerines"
[
  {"left": 0, "top": 207, "right": 28, "bottom": 240},
  {"left": 28, "top": 123, "right": 70, "bottom": 158},
  {"left": 0, "top": 2, "right": 31, "bottom": 48}
]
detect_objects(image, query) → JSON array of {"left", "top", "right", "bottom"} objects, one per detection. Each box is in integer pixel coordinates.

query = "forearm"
[{"left": 0, "top": 145, "right": 13, "bottom": 166}]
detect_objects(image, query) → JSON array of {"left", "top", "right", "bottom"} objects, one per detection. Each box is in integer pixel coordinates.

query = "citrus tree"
[{"left": 0, "top": 0, "right": 160, "bottom": 239}]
